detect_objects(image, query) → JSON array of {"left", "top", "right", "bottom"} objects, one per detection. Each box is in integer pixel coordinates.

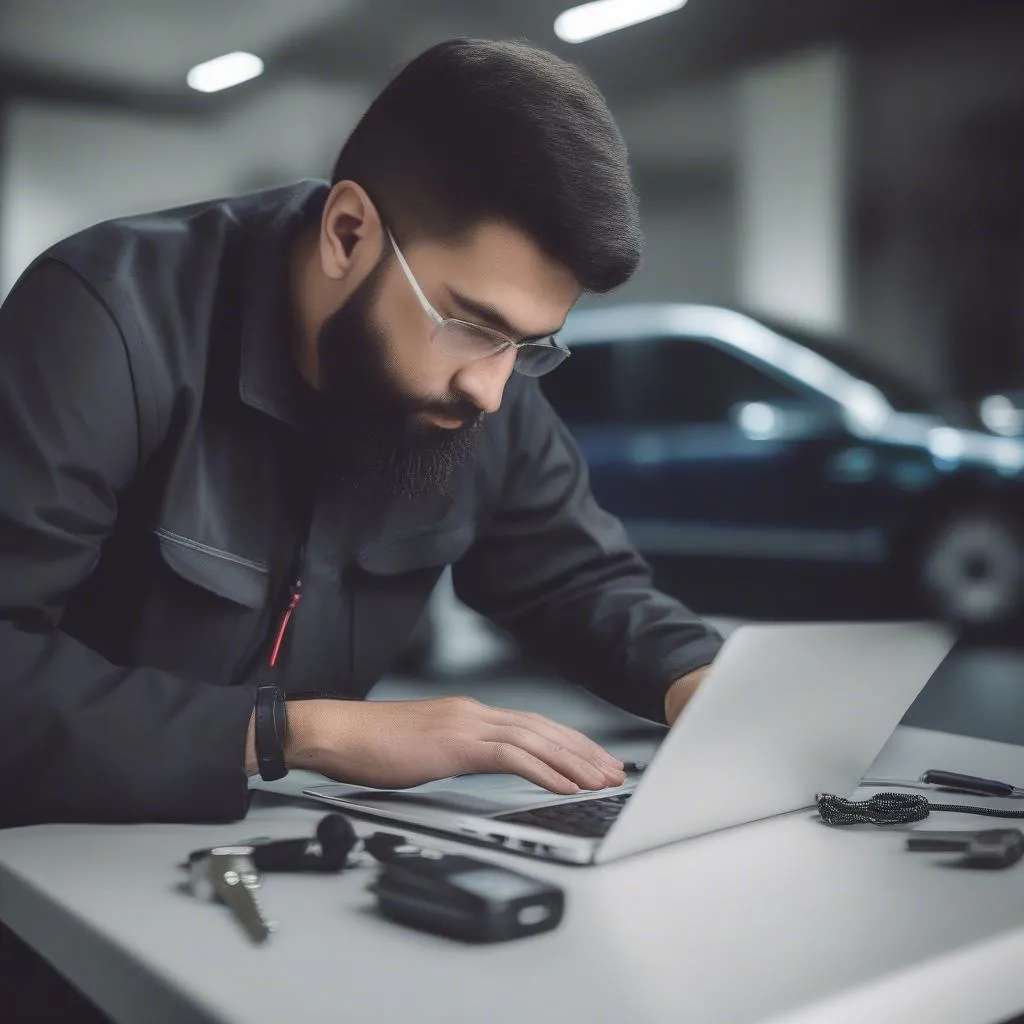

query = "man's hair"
[{"left": 331, "top": 38, "right": 641, "bottom": 293}]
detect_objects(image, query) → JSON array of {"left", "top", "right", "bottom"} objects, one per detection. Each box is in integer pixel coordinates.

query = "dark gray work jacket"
[{"left": 0, "top": 180, "right": 722, "bottom": 827}]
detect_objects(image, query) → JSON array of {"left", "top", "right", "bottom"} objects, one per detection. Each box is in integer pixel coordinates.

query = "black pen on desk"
[{"left": 860, "top": 769, "right": 1024, "bottom": 798}]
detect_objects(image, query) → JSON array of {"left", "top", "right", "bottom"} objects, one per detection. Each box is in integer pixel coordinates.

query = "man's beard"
[{"left": 312, "top": 257, "right": 483, "bottom": 498}]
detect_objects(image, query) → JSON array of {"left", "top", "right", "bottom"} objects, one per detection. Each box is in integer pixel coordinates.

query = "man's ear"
[{"left": 319, "top": 181, "right": 383, "bottom": 282}]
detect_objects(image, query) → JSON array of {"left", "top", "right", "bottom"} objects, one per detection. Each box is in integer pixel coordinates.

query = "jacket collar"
[{"left": 237, "top": 179, "right": 330, "bottom": 430}]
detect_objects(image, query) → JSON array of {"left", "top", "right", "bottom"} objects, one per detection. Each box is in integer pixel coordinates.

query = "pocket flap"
[
  {"left": 156, "top": 530, "right": 269, "bottom": 608},
  {"left": 355, "top": 523, "right": 476, "bottom": 575}
]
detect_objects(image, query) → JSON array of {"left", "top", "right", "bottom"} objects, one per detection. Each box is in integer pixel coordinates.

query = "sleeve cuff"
[{"left": 645, "top": 633, "right": 726, "bottom": 724}]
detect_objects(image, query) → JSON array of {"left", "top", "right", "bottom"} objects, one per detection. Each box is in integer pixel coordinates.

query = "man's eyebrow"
[{"left": 446, "top": 287, "right": 565, "bottom": 342}]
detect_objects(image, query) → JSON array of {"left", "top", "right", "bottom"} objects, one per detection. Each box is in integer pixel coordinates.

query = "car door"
[
  {"left": 547, "top": 333, "right": 883, "bottom": 616},
  {"left": 616, "top": 335, "right": 844, "bottom": 535},
  {"left": 538, "top": 339, "right": 645, "bottom": 517}
]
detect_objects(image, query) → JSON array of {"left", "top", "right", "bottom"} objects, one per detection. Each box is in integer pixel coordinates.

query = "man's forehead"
[
  {"left": 420, "top": 220, "right": 581, "bottom": 334},
  {"left": 437, "top": 219, "right": 553, "bottom": 262}
]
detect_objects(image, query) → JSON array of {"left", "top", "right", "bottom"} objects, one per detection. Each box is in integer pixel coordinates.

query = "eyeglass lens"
[{"left": 436, "top": 321, "right": 566, "bottom": 377}]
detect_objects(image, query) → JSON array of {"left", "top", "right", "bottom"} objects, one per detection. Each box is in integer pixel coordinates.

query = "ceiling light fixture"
[
  {"left": 554, "top": 0, "right": 688, "bottom": 44},
  {"left": 187, "top": 52, "right": 264, "bottom": 94}
]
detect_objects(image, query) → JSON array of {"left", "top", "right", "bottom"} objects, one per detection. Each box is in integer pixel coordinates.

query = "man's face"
[{"left": 315, "top": 219, "right": 580, "bottom": 497}]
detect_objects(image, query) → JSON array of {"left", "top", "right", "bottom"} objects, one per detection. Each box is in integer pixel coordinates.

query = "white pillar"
[{"left": 737, "top": 48, "right": 848, "bottom": 335}]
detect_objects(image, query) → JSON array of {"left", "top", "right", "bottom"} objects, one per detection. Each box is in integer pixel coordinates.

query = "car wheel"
[{"left": 918, "top": 507, "right": 1024, "bottom": 627}]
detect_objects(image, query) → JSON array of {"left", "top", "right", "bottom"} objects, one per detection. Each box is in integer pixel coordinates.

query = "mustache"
[
  {"left": 414, "top": 396, "right": 484, "bottom": 426},
  {"left": 312, "top": 385, "right": 482, "bottom": 428}
]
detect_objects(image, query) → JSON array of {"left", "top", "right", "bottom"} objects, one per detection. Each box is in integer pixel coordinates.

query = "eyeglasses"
[{"left": 386, "top": 228, "right": 570, "bottom": 378}]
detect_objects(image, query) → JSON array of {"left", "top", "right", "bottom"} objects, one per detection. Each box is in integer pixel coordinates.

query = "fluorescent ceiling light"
[
  {"left": 187, "top": 52, "right": 264, "bottom": 94},
  {"left": 554, "top": 0, "right": 688, "bottom": 44}
]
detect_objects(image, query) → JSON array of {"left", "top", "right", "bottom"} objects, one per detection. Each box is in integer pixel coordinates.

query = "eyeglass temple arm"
[{"left": 386, "top": 228, "right": 443, "bottom": 327}]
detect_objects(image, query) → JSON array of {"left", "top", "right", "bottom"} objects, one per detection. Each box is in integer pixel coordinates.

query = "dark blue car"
[{"left": 539, "top": 303, "right": 1024, "bottom": 632}]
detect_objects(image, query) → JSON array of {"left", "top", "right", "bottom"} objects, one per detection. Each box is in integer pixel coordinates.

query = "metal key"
[
  {"left": 187, "top": 845, "right": 275, "bottom": 942},
  {"left": 906, "top": 828, "right": 1024, "bottom": 868}
]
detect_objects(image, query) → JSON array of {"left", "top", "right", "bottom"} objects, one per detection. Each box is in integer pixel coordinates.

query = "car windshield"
[{"left": 752, "top": 313, "right": 938, "bottom": 414}]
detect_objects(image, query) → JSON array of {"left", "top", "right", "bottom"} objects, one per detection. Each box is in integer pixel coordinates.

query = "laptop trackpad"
[{"left": 321, "top": 774, "right": 580, "bottom": 817}]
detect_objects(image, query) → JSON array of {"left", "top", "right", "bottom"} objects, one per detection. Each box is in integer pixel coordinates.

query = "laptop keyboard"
[{"left": 495, "top": 792, "right": 632, "bottom": 838}]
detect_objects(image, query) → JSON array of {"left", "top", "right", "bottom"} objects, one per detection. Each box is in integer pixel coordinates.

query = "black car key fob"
[{"left": 368, "top": 845, "right": 565, "bottom": 943}]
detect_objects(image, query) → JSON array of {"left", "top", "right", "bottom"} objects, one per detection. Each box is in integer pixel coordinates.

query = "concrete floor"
[{"left": 901, "top": 643, "right": 1024, "bottom": 746}]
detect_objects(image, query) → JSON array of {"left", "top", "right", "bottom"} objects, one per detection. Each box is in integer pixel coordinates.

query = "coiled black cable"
[{"left": 817, "top": 792, "right": 1024, "bottom": 827}]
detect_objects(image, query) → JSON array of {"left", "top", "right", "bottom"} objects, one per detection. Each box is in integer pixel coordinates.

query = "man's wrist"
[
  {"left": 283, "top": 699, "right": 334, "bottom": 772},
  {"left": 244, "top": 697, "right": 340, "bottom": 777}
]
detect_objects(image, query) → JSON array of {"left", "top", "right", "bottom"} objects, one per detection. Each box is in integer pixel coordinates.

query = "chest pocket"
[
  {"left": 156, "top": 528, "right": 271, "bottom": 608},
  {"left": 121, "top": 528, "right": 275, "bottom": 685}
]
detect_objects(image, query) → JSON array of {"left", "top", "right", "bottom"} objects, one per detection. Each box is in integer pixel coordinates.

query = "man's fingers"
[
  {"left": 429, "top": 698, "right": 624, "bottom": 787},
  {"left": 483, "top": 742, "right": 582, "bottom": 795},
  {"left": 488, "top": 726, "right": 614, "bottom": 790},
  {"left": 516, "top": 710, "right": 623, "bottom": 769},
  {"left": 492, "top": 707, "right": 624, "bottom": 780}
]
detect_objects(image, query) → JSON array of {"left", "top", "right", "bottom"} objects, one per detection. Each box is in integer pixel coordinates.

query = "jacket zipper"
[
  {"left": 232, "top": 539, "right": 307, "bottom": 686},
  {"left": 264, "top": 537, "right": 308, "bottom": 673},
  {"left": 268, "top": 578, "right": 303, "bottom": 668}
]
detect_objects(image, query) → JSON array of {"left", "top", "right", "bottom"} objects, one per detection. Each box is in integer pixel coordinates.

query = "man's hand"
[
  {"left": 664, "top": 666, "right": 710, "bottom": 725},
  {"left": 283, "top": 696, "right": 626, "bottom": 795}
]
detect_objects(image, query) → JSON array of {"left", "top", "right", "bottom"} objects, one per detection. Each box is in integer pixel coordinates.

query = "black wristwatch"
[{"left": 254, "top": 685, "right": 288, "bottom": 781}]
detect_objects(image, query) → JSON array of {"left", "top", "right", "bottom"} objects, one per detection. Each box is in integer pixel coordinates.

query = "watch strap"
[{"left": 254, "top": 685, "right": 288, "bottom": 781}]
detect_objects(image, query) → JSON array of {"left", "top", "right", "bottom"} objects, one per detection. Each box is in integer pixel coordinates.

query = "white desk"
[{"left": 3, "top": 676, "right": 1024, "bottom": 1024}]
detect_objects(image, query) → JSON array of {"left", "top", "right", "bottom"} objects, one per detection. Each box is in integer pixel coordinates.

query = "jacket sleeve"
[
  {"left": 0, "top": 261, "right": 256, "bottom": 827},
  {"left": 452, "top": 378, "right": 724, "bottom": 723}
]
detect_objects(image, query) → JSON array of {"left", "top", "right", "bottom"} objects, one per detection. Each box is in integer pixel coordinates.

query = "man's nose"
[{"left": 452, "top": 347, "right": 517, "bottom": 415}]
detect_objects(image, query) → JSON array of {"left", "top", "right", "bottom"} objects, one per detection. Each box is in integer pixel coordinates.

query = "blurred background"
[{"left": 1, "top": 0, "right": 1021, "bottom": 735}]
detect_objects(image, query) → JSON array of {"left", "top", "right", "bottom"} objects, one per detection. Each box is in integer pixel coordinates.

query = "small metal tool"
[
  {"left": 187, "top": 845, "right": 275, "bottom": 942},
  {"left": 906, "top": 828, "right": 1024, "bottom": 869},
  {"left": 861, "top": 769, "right": 1024, "bottom": 798}
]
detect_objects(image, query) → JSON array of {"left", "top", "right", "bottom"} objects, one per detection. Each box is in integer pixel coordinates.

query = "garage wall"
[
  {"left": 1, "top": 78, "right": 737, "bottom": 308},
  {"left": 849, "top": 4, "right": 1024, "bottom": 398},
  {"left": 0, "top": 81, "right": 369, "bottom": 295},
  {"left": 737, "top": 49, "right": 848, "bottom": 337},
  {"left": 585, "top": 78, "right": 738, "bottom": 309}
]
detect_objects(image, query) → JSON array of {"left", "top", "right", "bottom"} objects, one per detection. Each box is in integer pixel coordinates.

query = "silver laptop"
[{"left": 303, "top": 622, "right": 957, "bottom": 865}]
